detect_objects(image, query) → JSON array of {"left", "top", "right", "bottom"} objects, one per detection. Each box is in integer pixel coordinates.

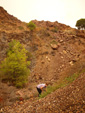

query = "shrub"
[
  {"left": 50, "top": 40, "right": 58, "bottom": 45},
  {"left": 51, "top": 27, "right": 58, "bottom": 32},
  {"left": 27, "top": 21, "right": 36, "bottom": 31},
  {"left": 18, "top": 26, "right": 24, "bottom": 30},
  {"left": 0, "top": 40, "right": 31, "bottom": 88}
]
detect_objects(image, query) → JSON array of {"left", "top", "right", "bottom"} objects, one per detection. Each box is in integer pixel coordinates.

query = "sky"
[{"left": 0, "top": 0, "right": 85, "bottom": 28}]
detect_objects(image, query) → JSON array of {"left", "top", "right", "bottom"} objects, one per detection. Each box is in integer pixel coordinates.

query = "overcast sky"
[{"left": 0, "top": 0, "right": 85, "bottom": 28}]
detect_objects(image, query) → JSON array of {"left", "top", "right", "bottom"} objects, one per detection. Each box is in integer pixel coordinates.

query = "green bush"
[
  {"left": 27, "top": 21, "right": 36, "bottom": 31},
  {"left": 0, "top": 40, "right": 31, "bottom": 88}
]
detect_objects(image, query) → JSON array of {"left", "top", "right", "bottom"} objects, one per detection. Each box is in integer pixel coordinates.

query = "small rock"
[
  {"left": 41, "top": 60, "right": 44, "bottom": 64},
  {"left": 59, "top": 40, "right": 63, "bottom": 43},
  {"left": 51, "top": 44, "right": 59, "bottom": 50},
  {"left": 0, "top": 108, "right": 3, "bottom": 113},
  {"left": 61, "top": 56, "right": 64, "bottom": 59},
  {"left": 19, "top": 97, "right": 24, "bottom": 101},
  {"left": 63, "top": 50, "right": 67, "bottom": 54},
  {"left": 18, "top": 101, "right": 23, "bottom": 105},
  {"left": 16, "top": 91, "right": 23, "bottom": 97},
  {"left": 46, "top": 56, "right": 50, "bottom": 62},
  {"left": 69, "top": 61, "right": 74, "bottom": 66}
]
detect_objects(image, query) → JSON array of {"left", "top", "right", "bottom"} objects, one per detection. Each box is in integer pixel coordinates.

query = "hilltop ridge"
[{"left": 0, "top": 6, "right": 21, "bottom": 23}]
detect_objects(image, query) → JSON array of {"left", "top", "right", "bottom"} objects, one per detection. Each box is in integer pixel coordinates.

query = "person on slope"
[{"left": 36, "top": 83, "right": 48, "bottom": 96}]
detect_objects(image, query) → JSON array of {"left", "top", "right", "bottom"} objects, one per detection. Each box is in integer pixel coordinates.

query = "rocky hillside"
[{"left": 0, "top": 7, "right": 85, "bottom": 113}]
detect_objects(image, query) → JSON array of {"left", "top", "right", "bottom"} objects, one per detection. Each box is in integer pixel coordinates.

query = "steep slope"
[
  {"left": 0, "top": 7, "right": 85, "bottom": 112},
  {"left": 2, "top": 71, "right": 85, "bottom": 113},
  {"left": 0, "top": 7, "right": 21, "bottom": 23},
  {"left": 0, "top": 6, "right": 28, "bottom": 33}
]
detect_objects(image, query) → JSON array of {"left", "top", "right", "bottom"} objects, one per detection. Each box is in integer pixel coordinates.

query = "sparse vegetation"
[
  {"left": 51, "top": 26, "right": 58, "bottom": 32},
  {"left": 39, "top": 60, "right": 85, "bottom": 98},
  {"left": 27, "top": 21, "right": 36, "bottom": 31},
  {"left": 64, "top": 29, "right": 76, "bottom": 35},
  {"left": 39, "top": 72, "right": 80, "bottom": 98},
  {"left": 65, "top": 73, "right": 79, "bottom": 84},
  {"left": 18, "top": 26, "right": 24, "bottom": 30},
  {"left": 50, "top": 40, "right": 58, "bottom": 45},
  {"left": 41, "top": 28, "right": 50, "bottom": 36},
  {"left": 0, "top": 40, "right": 31, "bottom": 88}
]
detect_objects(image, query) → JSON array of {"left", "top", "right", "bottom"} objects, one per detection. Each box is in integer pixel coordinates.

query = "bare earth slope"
[
  {"left": 0, "top": 7, "right": 85, "bottom": 113},
  {"left": 2, "top": 72, "right": 85, "bottom": 113}
]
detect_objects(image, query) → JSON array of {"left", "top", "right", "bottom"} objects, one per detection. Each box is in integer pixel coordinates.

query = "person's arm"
[
  {"left": 40, "top": 87, "right": 43, "bottom": 90},
  {"left": 40, "top": 85, "right": 47, "bottom": 91}
]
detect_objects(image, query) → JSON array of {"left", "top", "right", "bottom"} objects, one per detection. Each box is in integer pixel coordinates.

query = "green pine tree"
[
  {"left": 76, "top": 18, "right": 85, "bottom": 30},
  {"left": 0, "top": 40, "right": 31, "bottom": 88}
]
